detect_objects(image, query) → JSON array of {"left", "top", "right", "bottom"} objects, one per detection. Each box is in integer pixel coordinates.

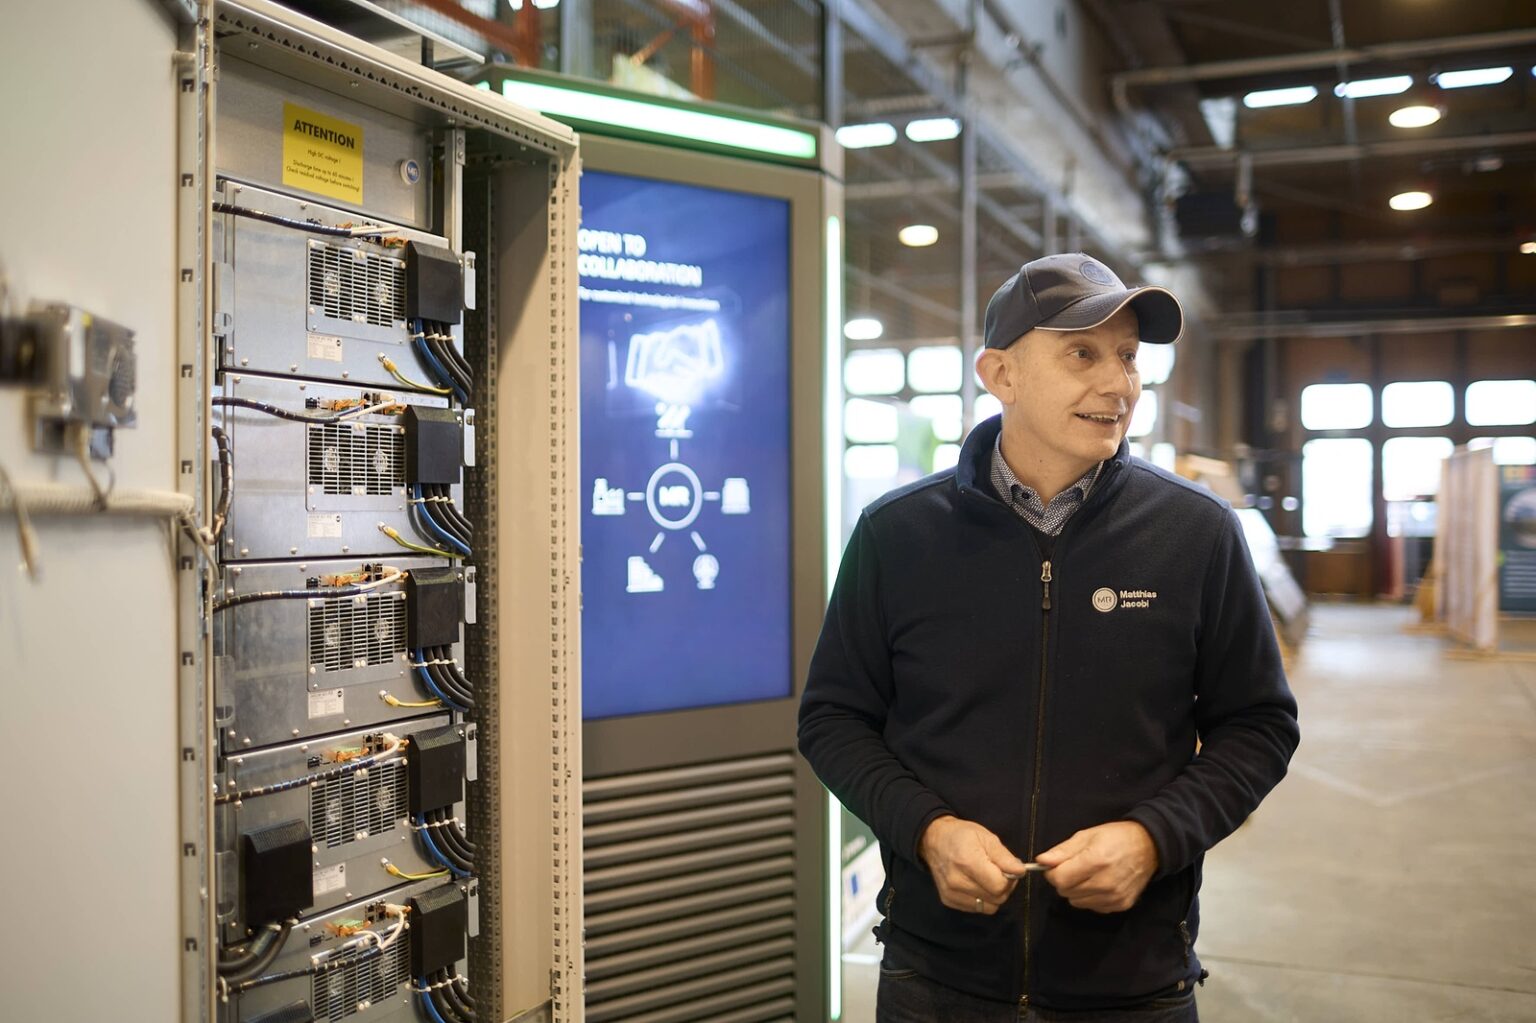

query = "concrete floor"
[{"left": 840, "top": 604, "right": 1536, "bottom": 1022}]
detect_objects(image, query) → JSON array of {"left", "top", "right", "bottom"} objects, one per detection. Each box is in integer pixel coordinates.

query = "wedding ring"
[{"left": 974, "top": 896, "right": 983, "bottom": 911}]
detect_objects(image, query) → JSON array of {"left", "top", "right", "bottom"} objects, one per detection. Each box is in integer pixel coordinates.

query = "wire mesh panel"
[
  {"left": 310, "top": 759, "right": 408, "bottom": 849},
  {"left": 307, "top": 242, "right": 406, "bottom": 327},
  {"left": 307, "top": 592, "right": 407, "bottom": 673},
  {"left": 310, "top": 941, "right": 410, "bottom": 1022},
  {"left": 306, "top": 423, "right": 405, "bottom": 496}
]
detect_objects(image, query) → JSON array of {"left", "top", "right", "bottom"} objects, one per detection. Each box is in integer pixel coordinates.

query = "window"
[
  {"left": 974, "top": 393, "right": 1002, "bottom": 423},
  {"left": 1470, "top": 436, "right": 1536, "bottom": 465},
  {"left": 907, "top": 345, "right": 963, "bottom": 393},
  {"left": 1128, "top": 390, "right": 1158, "bottom": 438},
  {"left": 909, "top": 394, "right": 963, "bottom": 442},
  {"left": 1381, "top": 380, "right": 1454, "bottom": 428},
  {"left": 1381, "top": 437, "right": 1454, "bottom": 501},
  {"left": 844, "top": 444, "right": 899, "bottom": 479},
  {"left": 1137, "top": 343, "right": 1176, "bottom": 386},
  {"left": 1300, "top": 383, "right": 1372, "bottom": 431},
  {"left": 932, "top": 444, "right": 961, "bottom": 472},
  {"left": 1302, "top": 438, "right": 1374, "bottom": 538},
  {"left": 844, "top": 348, "right": 903, "bottom": 395},
  {"left": 1150, "top": 442, "right": 1177, "bottom": 471},
  {"left": 843, "top": 398, "right": 898, "bottom": 444},
  {"left": 1465, "top": 379, "right": 1536, "bottom": 427}
]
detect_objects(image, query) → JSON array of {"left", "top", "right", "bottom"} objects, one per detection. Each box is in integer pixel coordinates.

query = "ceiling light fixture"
[
  {"left": 1242, "top": 85, "right": 1318, "bottom": 109},
  {"left": 1389, "top": 191, "right": 1433, "bottom": 211},
  {"left": 1520, "top": 241, "right": 1536, "bottom": 256},
  {"left": 844, "top": 317, "right": 884, "bottom": 341},
  {"left": 1389, "top": 104, "right": 1442, "bottom": 128},
  {"left": 1334, "top": 75, "right": 1412, "bottom": 99},
  {"left": 898, "top": 224, "right": 939, "bottom": 247},
  {"left": 1433, "top": 66, "right": 1513, "bottom": 89},
  {"left": 904, "top": 117, "right": 962, "bottom": 142},
  {"left": 835, "top": 122, "right": 898, "bottom": 149}
]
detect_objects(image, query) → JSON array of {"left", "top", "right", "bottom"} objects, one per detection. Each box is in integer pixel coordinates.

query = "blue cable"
[
  {"left": 412, "top": 485, "right": 471, "bottom": 556},
  {"left": 416, "top": 814, "right": 470, "bottom": 878},
  {"left": 413, "top": 323, "right": 469, "bottom": 405},
  {"left": 414, "top": 653, "right": 469, "bottom": 712},
  {"left": 417, "top": 978, "right": 451, "bottom": 1023}
]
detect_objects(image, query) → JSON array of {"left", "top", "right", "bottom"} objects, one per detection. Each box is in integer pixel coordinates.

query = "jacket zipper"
[{"left": 1021, "top": 557, "right": 1053, "bottom": 1009}]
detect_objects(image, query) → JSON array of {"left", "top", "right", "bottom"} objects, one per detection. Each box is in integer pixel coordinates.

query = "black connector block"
[
  {"left": 407, "top": 567, "right": 463, "bottom": 649},
  {"left": 405, "top": 242, "right": 464, "bottom": 324},
  {"left": 242, "top": 820, "right": 313, "bottom": 927},
  {"left": 404, "top": 405, "right": 463, "bottom": 486},
  {"left": 408, "top": 883, "right": 468, "bottom": 978},
  {"left": 0, "top": 315, "right": 47, "bottom": 386},
  {"left": 407, "top": 724, "right": 466, "bottom": 815},
  {"left": 248, "top": 1003, "right": 315, "bottom": 1023}
]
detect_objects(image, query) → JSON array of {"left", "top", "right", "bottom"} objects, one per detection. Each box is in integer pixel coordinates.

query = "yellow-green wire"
[
  {"left": 379, "top": 354, "right": 452, "bottom": 395},
  {"left": 382, "top": 691, "right": 442, "bottom": 709},
  {"left": 384, "top": 861, "right": 449, "bottom": 882},
  {"left": 379, "top": 524, "right": 461, "bottom": 559}
]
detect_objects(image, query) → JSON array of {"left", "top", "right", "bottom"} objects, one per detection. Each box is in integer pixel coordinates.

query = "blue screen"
[{"left": 578, "top": 170, "right": 793, "bottom": 720}]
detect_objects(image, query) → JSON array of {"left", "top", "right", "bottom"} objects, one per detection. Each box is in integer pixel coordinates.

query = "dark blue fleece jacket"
[{"left": 798, "top": 416, "right": 1299, "bottom": 1010}]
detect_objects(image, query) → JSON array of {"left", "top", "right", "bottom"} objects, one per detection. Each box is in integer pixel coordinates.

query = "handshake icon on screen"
[{"left": 625, "top": 319, "right": 724, "bottom": 403}]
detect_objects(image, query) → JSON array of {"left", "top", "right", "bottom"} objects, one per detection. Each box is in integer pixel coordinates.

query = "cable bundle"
[
  {"left": 415, "top": 809, "right": 474, "bottom": 877},
  {"left": 411, "top": 320, "right": 471, "bottom": 405},
  {"left": 410, "top": 483, "right": 472, "bottom": 557},
  {"left": 412, "top": 649, "right": 473, "bottom": 712},
  {"left": 416, "top": 969, "right": 476, "bottom": 1023},
  {"left": 218, "top": 920, "right": 292, "bottom": 983}
]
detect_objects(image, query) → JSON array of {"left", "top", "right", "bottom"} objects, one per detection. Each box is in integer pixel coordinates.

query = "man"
[{"left": 799, "top": 253, "right": 1299, "bottom": 1021}]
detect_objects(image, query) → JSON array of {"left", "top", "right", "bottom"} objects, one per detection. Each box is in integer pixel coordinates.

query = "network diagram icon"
[{"left": 591, "top": 319, "right": 752, "bottom": 595}]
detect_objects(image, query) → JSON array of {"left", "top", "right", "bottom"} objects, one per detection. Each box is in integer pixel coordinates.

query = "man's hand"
[
  {"left": 1036, "top": 821, "right": 1159, "bottom": 914},
  {"left": 918, "top": 816, "right": 1029, "bottom": 915}
]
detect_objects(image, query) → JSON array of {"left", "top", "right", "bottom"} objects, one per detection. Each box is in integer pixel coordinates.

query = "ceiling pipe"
[
  {"left": 1112, "top": 26, "right": 1536, "bottom": 88},
  {"left": 1170, "top": 128, "right": 1536, "bottom": 169}
]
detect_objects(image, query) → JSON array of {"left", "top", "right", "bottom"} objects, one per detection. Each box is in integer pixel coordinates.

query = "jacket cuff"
[
  {"left": 893, "top": 790, "right": 954, "bottom": 867},
  {"left": 1123, "top": 803, "right": 1180, "bottom": 881}
]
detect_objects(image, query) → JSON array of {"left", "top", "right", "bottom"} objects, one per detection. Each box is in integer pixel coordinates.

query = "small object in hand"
[{"left": 1002, "top": 863, "right": 1050, "bottom": 880}]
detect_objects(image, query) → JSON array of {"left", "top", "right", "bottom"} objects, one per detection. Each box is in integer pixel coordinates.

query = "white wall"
[{"left": 0, "top": 2, "right": 184, "bottom": 1018}]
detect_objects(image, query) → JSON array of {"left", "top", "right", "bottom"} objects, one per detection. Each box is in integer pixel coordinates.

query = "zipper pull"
[{"left": 1041, "top": 560, "right": 1052, "bottom": 611}]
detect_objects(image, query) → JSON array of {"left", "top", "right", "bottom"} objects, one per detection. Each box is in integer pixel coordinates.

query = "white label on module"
[
  {"left": 309, "top": 688, "right": 344, "bottom": 719},
  {"left": 313, "top": 863, "right": 346, "bottom": 896},
  {"left": 308, "top": 514, "right": 343, "bottom": 538},
  {"left": 308, "top": 333, "right": 343, "bottom": 362}
]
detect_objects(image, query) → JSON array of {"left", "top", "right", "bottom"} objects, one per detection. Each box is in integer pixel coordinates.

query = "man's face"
[{"left": 989, "top": 305, "right": 1143, "bottom": 467}]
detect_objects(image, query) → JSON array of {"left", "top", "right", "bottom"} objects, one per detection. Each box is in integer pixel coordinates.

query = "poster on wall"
[
  {"left": 1499, "top": 465, "right": 1536, "bottom": 613},
  {"left": 578, "top": 170, "right": 793, "bottom": 719}
]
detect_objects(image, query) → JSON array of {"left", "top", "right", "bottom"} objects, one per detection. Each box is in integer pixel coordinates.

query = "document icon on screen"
[
  {"left": 592, "top": 478, "right": 626, "bottom": 516},
  {"left": 721, "top": 478, "right": 751, "bottom": 515},
  {"left": 626, "top": 556, "right": 665, "bottom": 593}
]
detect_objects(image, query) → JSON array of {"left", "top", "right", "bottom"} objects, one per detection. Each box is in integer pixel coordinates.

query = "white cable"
[
  {"left": 353, "top": 565, "right": 406, "bottom": 592},
  {"left": 334, "top": 399, "right": 400, "bottom": 422},
  {"left": 0, "top": 479, "right": 192, "bottom": 517},
  {"left": 0, "top": 462, "right": 41, "bottom": 580}
]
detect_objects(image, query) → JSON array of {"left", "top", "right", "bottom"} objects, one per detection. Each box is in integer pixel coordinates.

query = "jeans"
[{"left": 876, "top": 960, "right": 1199, "bottom": 1023}]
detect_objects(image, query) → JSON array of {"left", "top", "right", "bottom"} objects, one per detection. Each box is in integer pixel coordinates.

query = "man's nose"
[{"left": 1097, "top": 359, "right": 1134, "bottom": 398}]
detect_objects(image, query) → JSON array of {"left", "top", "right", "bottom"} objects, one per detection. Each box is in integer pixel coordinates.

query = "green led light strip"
[{"left": 498, "top": 80, "right": 817, "bottom": 160}]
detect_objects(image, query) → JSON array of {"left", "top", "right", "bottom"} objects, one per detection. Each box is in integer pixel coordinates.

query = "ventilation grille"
[
  {"left": 583, "top": 752, "right": 799, "bottom": 1023},
  {"left": 306, "top": 423, "right": 404, "bottom": 496},
  {"left": 310, "top": 940, "right": 408, "bottom": 1022},
  {"left": 310, "top": 759, "right": 407, "bottom": 849},
  {"left": 307, "top": 242, "right": 405, "bottom": 327},
  {"left": 307, "top": 593, "right": 405, "bottom": 673}
]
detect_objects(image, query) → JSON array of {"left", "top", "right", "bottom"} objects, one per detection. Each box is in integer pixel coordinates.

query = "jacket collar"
[{"left": 956, "top": 413, "right": 1131, "bottom": 508}]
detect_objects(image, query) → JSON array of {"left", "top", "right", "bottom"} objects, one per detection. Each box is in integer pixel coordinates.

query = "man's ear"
[{"left": 975, "top": 347, "right": 1012, "bottom": 403}]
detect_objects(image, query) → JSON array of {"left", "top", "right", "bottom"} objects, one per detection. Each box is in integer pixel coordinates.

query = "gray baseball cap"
[{"left": 983, "top": 253, "right": 1183, "bottom": 349}]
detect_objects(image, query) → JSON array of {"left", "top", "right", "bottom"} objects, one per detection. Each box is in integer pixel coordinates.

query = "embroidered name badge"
[{"left": 1093, "top": 587, "right": 1157, "bottom": 612}]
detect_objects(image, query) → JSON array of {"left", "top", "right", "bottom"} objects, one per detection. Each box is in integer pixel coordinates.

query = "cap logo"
[{"left": 1080, "top": 260, "right": 1115, "bottom": 286}]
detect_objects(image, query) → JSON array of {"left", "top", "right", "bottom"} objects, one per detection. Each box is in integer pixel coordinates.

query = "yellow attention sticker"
[{"left": 281, "top": 102, "right": 363, "bottom": 204}]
